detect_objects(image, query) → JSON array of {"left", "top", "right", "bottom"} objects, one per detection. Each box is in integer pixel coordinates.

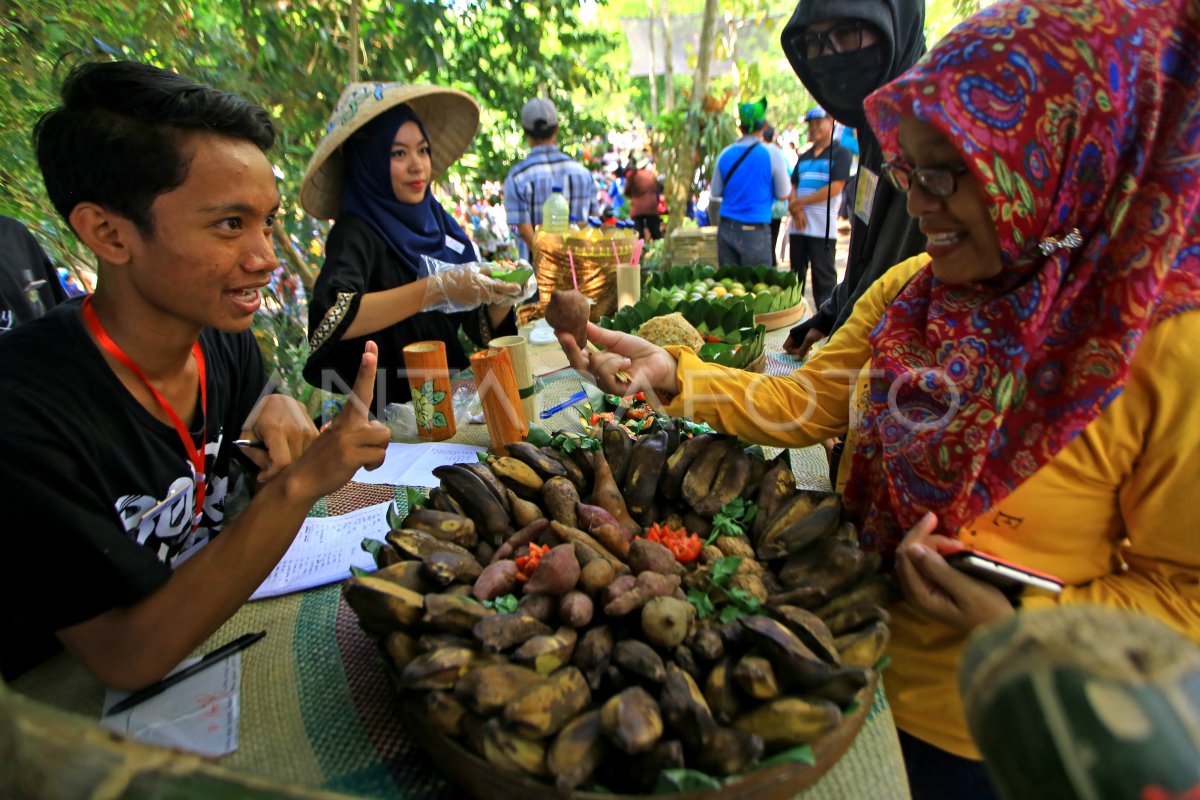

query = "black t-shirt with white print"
[{"left": 0, "top": 298, "right": 265, "bottom": 678}]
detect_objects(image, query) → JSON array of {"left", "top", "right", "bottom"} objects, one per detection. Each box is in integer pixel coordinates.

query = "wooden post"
[{"left": 348, "top": 0, "right": 361, "bottom": 83}]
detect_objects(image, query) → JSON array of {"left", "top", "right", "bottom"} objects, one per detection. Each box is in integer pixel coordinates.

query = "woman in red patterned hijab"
[{"left": 851, "top": 0, "right": 1200, "bottom": 553}]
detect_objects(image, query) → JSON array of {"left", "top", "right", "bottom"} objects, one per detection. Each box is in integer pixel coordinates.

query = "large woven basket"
[{"left": 534, "top": 231, "right": 635, "bottom": 321}]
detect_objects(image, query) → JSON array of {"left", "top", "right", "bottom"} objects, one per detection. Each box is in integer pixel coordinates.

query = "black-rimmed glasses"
[
  {"left": 882, "top": 160, "right": 971, "bottom": 199},
  {"left": 796, "top": 21, "right": 867, "bottom": 60}
]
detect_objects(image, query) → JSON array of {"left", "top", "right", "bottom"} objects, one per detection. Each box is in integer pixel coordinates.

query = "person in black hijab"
[
  {"left": 302, "top": 87, "right": 528, "bottom": 416},
  {"left": 779, "top": 0, "right": 928, "bottom": 358}
]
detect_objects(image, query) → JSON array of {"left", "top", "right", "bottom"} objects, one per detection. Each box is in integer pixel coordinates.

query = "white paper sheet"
[
  {"left": 101, "top": 653, "right": 242, "bottom": 757},
  {"left": 250, "top": 499, "right": 394, "bottom": 600},
  {"left": 351, "top": 442, "right": 485, "bottom": 487}
]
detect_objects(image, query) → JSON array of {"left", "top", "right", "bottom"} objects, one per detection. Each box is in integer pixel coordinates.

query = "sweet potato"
[
  {"left": 576, "top": 503, "right": 625, "bottom": 537},
  {"left": 628, "top": 538, "right": 686, "bottom": 577},
  {"left": 604, "top": 571, "right": 682, "bottom": 616},
  {"left": 474, "top": 560, "right": 520, "bottom": 600},
  {"left": 491, "top": 518, "right": 551, "bottom": 564},
  {"left": 578, "top": 559, "right": 616, "bottom": 594},
  {"left": 523, "top": 543, "right": 580, "bottom": 596},
  {"left": 559, "top": 590, "right": 594, "bottom": 628},
  {"left": 589, "top": 451, "right": 640, "bottom": 538},
  {"left": 542, "top": 476, "right": 580, "bottom": 528},
  {"left": 517, "top": 593, "right": 558, "bottom": 623},
  {"left": 545, "top": 289, "right": 590, "bottom": 349}
]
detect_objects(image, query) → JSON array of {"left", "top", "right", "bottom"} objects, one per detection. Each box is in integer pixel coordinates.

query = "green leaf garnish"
[
  {"left": 483, "top": 593, "right": 519, "bottom": 614},
  {"left": 654, "top": 768, "right": 722, "bottom": 793}
]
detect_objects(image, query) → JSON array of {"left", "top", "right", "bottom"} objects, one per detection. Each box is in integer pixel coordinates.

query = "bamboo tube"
[
  {"left": 469, "top": 347, "right": 528, "bottom": 455},
  {"left": 488, "top": 334, "right": 538, "bottom": 422},
  {"left": 402, "top": 341, "right": 456, "bottom": 441}
]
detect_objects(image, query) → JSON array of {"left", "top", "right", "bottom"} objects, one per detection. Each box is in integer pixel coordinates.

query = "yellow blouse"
[{"left": 663, "top": 254, "right": 1200, "bottom": 758}]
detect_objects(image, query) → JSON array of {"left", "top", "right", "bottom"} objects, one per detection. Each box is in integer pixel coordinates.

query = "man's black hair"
[{"left": 34, "top": 60, "right": 276, "bottom": 235}]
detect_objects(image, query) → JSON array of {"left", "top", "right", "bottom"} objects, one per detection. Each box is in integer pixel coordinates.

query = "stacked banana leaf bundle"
[{"left": 344, "top": 416, "right": 896, "bottom": 796}]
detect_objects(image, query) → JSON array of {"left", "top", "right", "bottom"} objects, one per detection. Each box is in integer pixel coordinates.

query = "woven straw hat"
[{"left": 301, "top": 82, "right": 480, "bottom": 219}]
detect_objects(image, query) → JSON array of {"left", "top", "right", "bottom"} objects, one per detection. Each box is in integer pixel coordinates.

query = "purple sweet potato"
[
  {"left": 491, "top": 518, "right": 551, "bottom": 564},
  {"left": 473, "top": 559, "right": 520, "bottom": 600},
  {"left": 523, "top": 543, "right": 580, "bottom": 596},
  {"left": 546, "top": 290, "right": 590, "bottom": 349},
  {"left": 628, "top": 538, "right": 686, "bottom": 577},
  {"left": 559, "top": 591, "right": 594, "bottom": 628}
]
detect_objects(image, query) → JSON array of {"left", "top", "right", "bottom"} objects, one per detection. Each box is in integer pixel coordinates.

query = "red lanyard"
[{"left": 82, "top": 297, "right": 208, "bottom": 532}]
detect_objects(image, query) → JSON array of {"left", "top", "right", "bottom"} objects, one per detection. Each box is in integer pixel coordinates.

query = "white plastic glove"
[{"left": 422, "top": 259, "right": 523, "bottom": 313}]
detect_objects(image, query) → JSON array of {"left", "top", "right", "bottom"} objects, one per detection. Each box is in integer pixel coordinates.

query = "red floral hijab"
[{"left": 848, "top": 0, "right": 1200, "bottom": 554}]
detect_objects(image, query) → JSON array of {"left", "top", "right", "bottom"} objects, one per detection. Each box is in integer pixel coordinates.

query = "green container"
[{"left": 959, "top": 605, "right": 1200, "bottom": 800}]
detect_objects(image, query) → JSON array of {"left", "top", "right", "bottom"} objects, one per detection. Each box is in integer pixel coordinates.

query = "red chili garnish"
[
  {"left": 642, "top": 523, "right": 702, "bottom": 564},
  {"left": 514, "top": 542, "right": 551, "bottom": 581}
]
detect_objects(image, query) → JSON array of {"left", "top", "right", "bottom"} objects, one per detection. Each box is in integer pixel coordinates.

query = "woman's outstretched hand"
[
  {"left": 557, "top": 322, "right": 680, "bottom": 398},
  {"left": 895, "top": 512, "right": 1015, "bottom": 633},
  {"left": 424, "top": 265, "right": 522, "bottom": 311}
]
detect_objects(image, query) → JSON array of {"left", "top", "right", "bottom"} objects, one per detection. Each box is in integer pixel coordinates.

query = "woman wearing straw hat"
[{"left": 301, "top": 83, "right": 531, "bottom": 414}]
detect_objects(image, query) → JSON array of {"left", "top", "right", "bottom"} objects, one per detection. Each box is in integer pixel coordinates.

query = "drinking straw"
[{"left": 568, "top": 249, "right": 579, "bottom": 291}]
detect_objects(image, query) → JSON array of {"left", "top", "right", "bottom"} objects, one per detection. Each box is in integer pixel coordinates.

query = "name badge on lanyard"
[
  {"left": 855, "top": 167, "right": 880, "bottom": 226},
  {"left": 445, "top": 236, "right": 466, "bottom": 254}
]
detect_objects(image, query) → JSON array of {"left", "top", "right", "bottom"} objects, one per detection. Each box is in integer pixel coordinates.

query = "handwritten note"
[
  {"left": 250, "top": 500, "right": 394, "bottom": 600},
  {"left": 101, "top": 653, "right": 242, "bottom": 757},
  {"left": 351, "top": 442, "right": 485, "bottom": 487}
]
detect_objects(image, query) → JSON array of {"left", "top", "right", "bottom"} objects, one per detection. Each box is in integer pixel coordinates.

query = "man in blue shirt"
[
  {"left": 503, "top": 98, "right": 599, "bottom": 260},
  {"left": 788, "top": 107, "right": 851, "bottom": 307},
  {"left": 710, "top": 97, "right": 792, "bottom": 266}
]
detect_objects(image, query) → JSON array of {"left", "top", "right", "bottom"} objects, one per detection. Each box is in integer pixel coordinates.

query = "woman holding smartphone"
[{"left": 557, "top": 1, "right": 1200, "bottom": 796}]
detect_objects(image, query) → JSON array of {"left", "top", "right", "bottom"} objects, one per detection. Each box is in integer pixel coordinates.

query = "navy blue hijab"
[{"left": 340, "top": 104, "right": 474, "bottom": 277}]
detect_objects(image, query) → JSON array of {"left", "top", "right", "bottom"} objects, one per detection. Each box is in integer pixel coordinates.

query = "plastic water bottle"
[
  {"left": 542, "top": 186, "right": 570, "bottom": 234},
  {"left": 585, "top": 216, "right": 604, "bottom": 241}
]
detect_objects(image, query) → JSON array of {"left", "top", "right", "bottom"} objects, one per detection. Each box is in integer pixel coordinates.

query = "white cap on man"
[{"left": 521, "top": 98, "right": 558, "bottom": 137}]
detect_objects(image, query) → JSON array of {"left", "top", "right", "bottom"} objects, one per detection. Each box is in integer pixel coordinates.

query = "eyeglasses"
[
  {"left": 882, "top": 160, "right": 971, "bottom": 199},
  {"left": 796, "top": 21, "right": 867, "bottom": 60}
]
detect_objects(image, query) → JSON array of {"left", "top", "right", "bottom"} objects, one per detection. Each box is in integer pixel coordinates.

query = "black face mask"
[{"left": 804, "top": 44, "right": 888, "bottom": 130}]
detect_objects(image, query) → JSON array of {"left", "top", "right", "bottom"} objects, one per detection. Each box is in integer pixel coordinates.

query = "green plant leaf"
[
  {"left": 349, "top": 565, "right": 371, "bottom": 577},
  {"left": 687, "top": 587, "right": 716, "bottom": 620},
  {"left": 386, "top": 501, "right": 405, "bottom": 530},
  {"left": 757, "top": 744, "right": 815, "bottom": 769},
  {"left": 482, "top": 593, "right": 519, "bottom": 614},
  {"left": 654, "top": 768, "right": 723, "bottom": 794},
  {"left": 360, "top": 538, "right": 387, "bottom": 568},
  {"left": 711, "top": 556, "right": 742, "bottom": 586},
  {"left": 525, "top": 424, "right": 552, "bottom": 447}
]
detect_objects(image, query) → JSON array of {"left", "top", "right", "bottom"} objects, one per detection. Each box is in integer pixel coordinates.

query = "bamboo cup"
[
  {"left": 488, "top": 334, "right": 538, "bottom": 422},
  {"left": 616, "top": 263, "right": 641, "bottom": 308},
  {"left": 402, "top": 341, "right": 456, "bottom": 441},
  {"left": 469, "top": 346, "right": 528, "bottom": 455}
]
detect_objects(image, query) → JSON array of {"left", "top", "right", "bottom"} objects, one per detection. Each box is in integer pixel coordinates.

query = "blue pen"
[{"left": 539, "top": 390, "right": 588, "bottom": 419}]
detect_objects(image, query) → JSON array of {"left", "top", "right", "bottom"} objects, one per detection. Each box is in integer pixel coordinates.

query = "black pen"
[
  {"left": 104, "top": 630, "right": 266, "bottom": 717},
  {"left": 232, "top": 438, "right": 268, "bottom": 450}
]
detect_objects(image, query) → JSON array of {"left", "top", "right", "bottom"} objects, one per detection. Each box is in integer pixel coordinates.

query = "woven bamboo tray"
[{"left": 396, "top": 671, "right": 878, "bottom": 800}]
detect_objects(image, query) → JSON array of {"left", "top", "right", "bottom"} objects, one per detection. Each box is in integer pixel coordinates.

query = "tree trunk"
[
  {"left": 273, "top": 224, "right": 319, "bottom": 293},
  {"left": 665, "top": 0, "right": 719, "bottom": 238},
  {"left": 660, "top": 0, "right": 674, "bottom": 112},
  {"left": 646, "top": 3, "right": 657, "bottom": 119},
  {"left": 348, "top": 0, "right": 361, "bottom": 82},
  {"left": 692, "top": 0, "right": 718, "bottom": 107}
]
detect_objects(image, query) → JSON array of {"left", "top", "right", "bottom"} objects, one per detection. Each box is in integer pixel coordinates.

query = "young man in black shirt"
[{"left": 0, "top": 61, "right": 390, "bottom": 688}]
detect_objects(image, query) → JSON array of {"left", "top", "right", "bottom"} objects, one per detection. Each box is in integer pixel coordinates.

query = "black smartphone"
[{"left": 943, "top": 549, "right": 1064, "bottom": 594}]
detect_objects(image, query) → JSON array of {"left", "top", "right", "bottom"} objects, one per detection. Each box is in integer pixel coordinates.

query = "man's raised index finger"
[{"left": 343, "top": 341, "right": 379, "bottom": 420}]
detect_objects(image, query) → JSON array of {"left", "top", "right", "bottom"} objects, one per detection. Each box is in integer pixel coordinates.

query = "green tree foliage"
[{"left": 1, "top": 0, "right": 619, "bottom": 269}]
